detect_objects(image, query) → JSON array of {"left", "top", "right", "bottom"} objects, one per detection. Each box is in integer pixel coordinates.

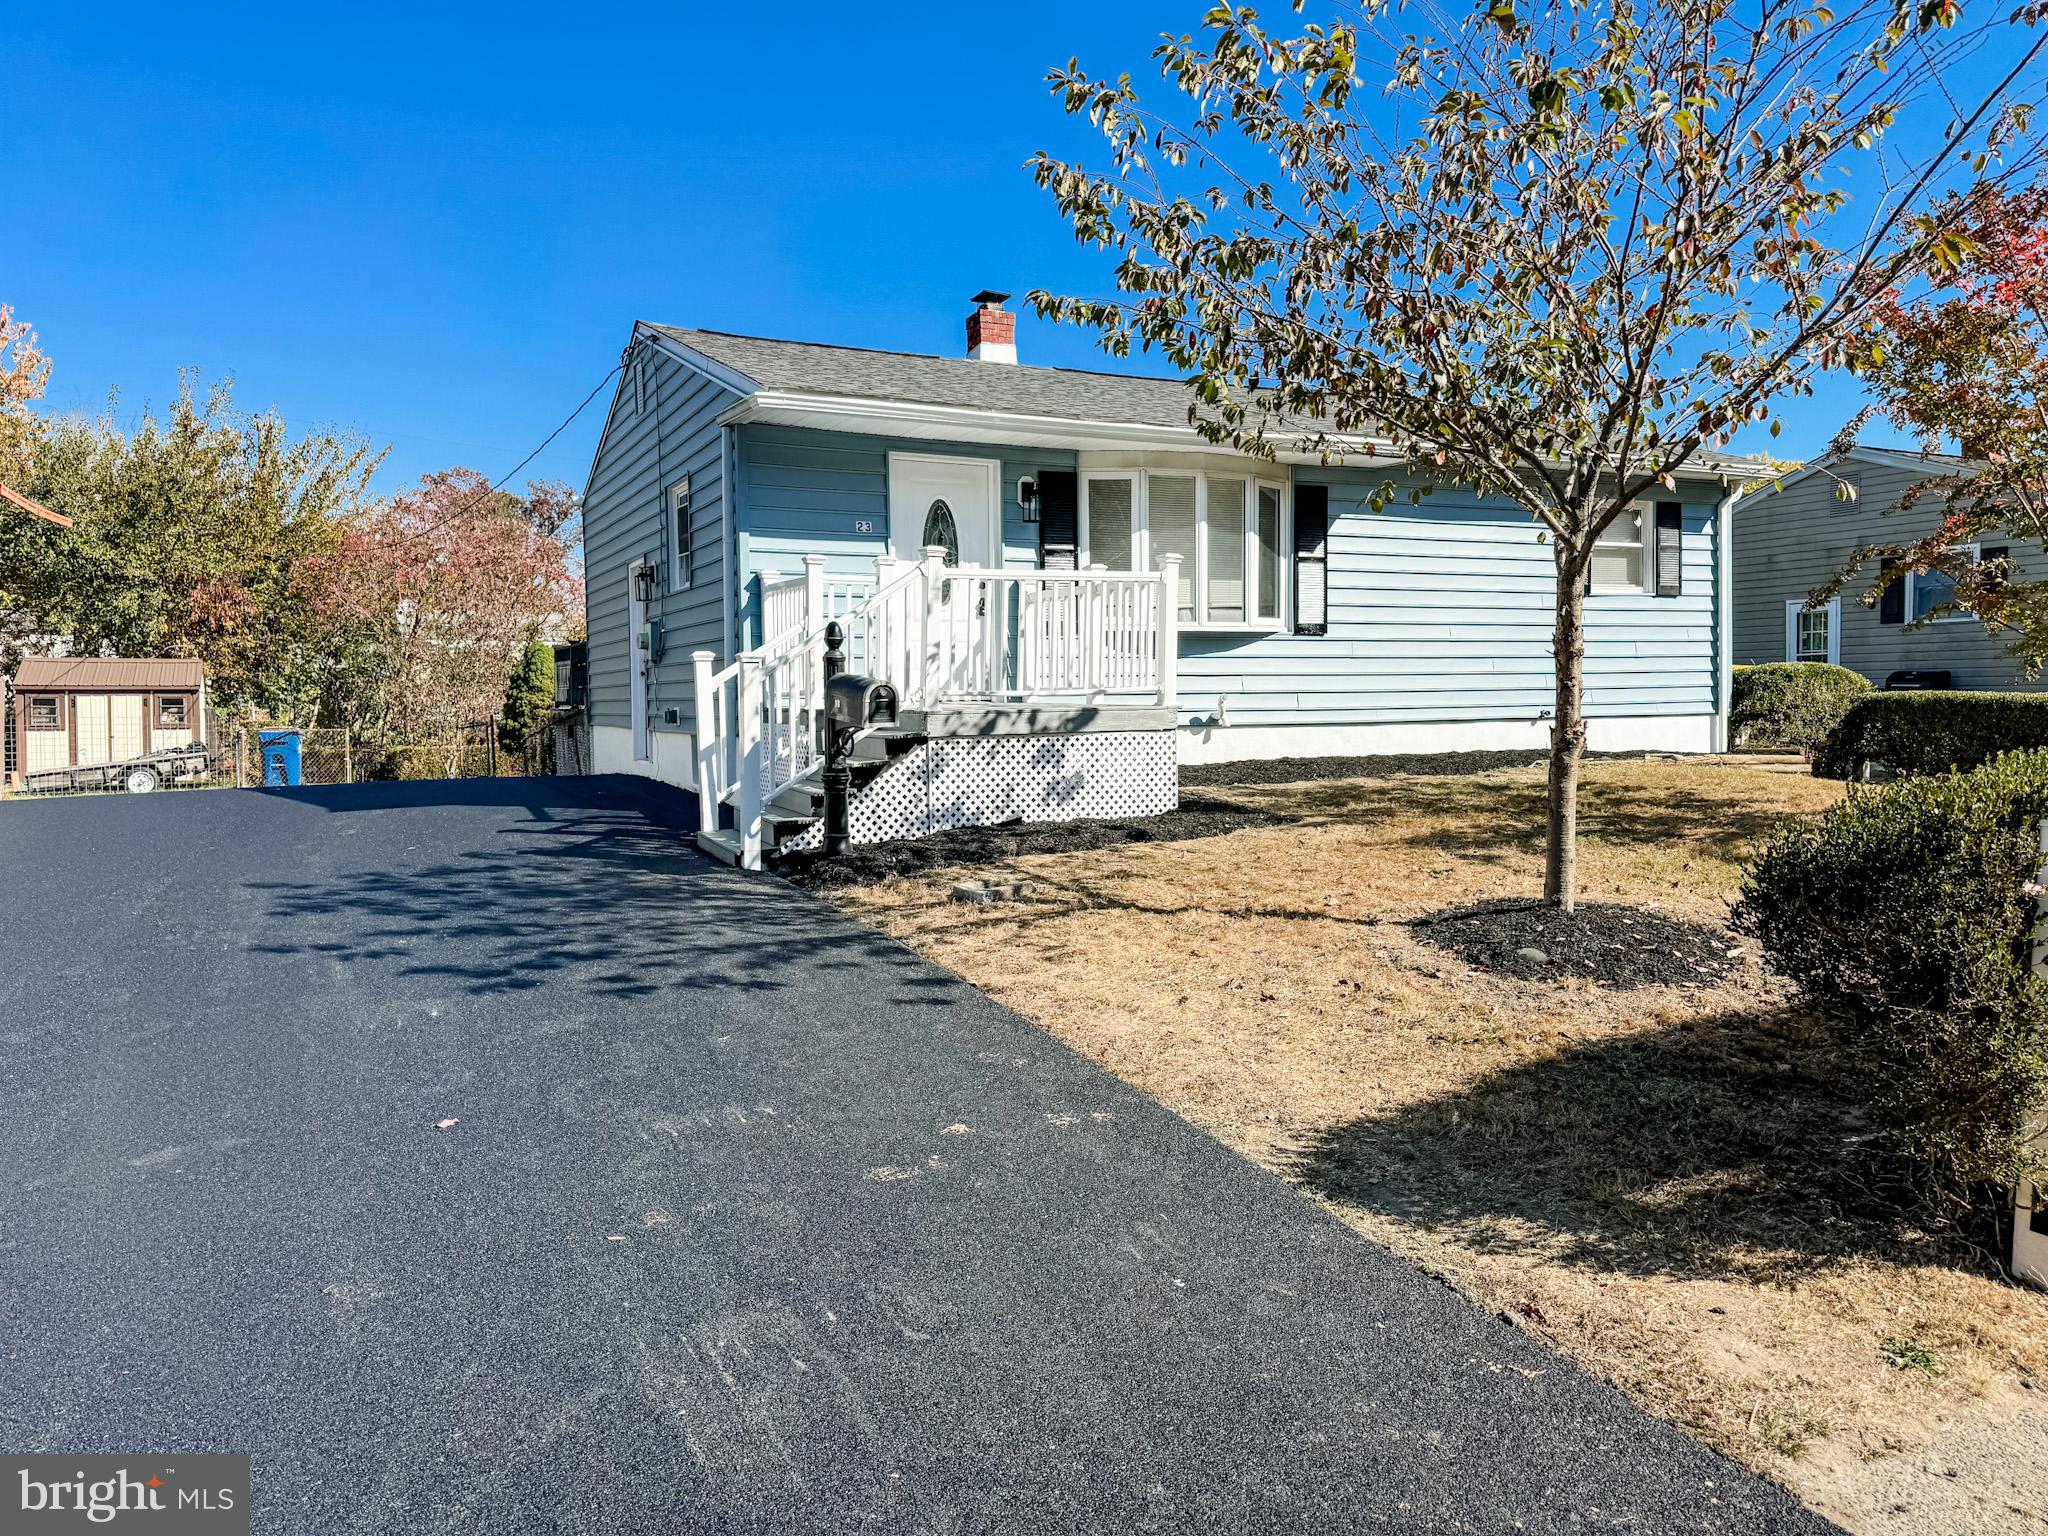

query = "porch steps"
[{"left": 693, "top": 550, "right": 1180, "bottom": 870}]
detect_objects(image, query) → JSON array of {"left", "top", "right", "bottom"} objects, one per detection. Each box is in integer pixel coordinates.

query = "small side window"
[
  {"left": 158, "top": 696, "right": 187, "bottom": 727},
  {"left": 27, "top": 695, "right": 60, "bottom": 729},
  {"left": 1590, "top": 506, "right": 1648, "bottom": 592},
  {"left": 668, "top": 477, "right": 693, "bottom": 591}
]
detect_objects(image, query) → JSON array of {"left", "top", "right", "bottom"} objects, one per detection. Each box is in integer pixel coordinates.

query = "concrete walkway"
[{"left": 0, "top": 777, "right": 1830, "bottom": 1533}]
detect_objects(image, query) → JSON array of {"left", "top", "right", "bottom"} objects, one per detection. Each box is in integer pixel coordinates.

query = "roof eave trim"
[
  {"left": 716, "top": 390, "right": 1398, "bottom": 460},
  {"left": 717, "top": 390, "right": 1779, "bottom": 481},
  {"left": 639, "top": 326, "right": 763, "bottom": 397}
]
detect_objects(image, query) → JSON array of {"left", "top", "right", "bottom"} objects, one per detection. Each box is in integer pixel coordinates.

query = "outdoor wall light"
[{"left": 1018, "top": 475, "right": 1040, "bottom": 522}]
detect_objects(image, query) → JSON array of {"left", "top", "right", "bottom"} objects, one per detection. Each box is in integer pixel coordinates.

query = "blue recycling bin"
[{"left": 258, "top": 729, "right": 303, "bottom": 787}]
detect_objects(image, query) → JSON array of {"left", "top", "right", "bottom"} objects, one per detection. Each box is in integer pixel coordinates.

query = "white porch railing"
[
  {"left": 756, "top": 556, "right": 875, "bottom": 648},
  {"left": 697, "top": 548, "right": 1179, "bottom": 868}
]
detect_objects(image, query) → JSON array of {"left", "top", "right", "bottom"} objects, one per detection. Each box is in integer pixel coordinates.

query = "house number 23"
[{"left": 853, "top": 519, "right": 875, "bottom": 534}]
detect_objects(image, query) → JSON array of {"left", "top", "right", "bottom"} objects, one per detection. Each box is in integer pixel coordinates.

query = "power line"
[{"left": 385, "top": 359, "right": 625, "bottom": 546}]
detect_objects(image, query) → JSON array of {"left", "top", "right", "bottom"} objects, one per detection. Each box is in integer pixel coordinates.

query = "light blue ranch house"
[{"left": 580, "top": 294, "right": 1769, "bottom": 867}]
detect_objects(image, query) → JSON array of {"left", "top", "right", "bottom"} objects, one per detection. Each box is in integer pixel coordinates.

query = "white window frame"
[
  {"left": 1249, "top": 478, "right": 1289, "bottom": 627},
  {"left": 1589, "top": 503, "right": 1652, "bottom": 595},
  {"left": 1078, "top": 467, "right": 1291, "bottom": 633},
  {"left": 1784, "top": 597, "right": 1840, "bottom": 664},
  {"left": 1906, "top": 544, "right": 1978, "bottom": 624},
  {"left": 668, "top": 475, "right": 693, "bottom": 592}
]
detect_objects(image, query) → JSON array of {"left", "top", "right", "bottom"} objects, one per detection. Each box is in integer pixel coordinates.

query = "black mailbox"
[{"left": 826, "top": 673, "right": 898, "bottom": 730}]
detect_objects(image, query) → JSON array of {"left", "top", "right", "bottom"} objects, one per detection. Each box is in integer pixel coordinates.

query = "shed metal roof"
[{"left": 13, "top": 657, "right": 205, "bottom": 691}]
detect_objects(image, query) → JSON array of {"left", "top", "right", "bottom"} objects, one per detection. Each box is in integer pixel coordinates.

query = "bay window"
[{"left": 1080, "top": 468, "right": 1291, "bottom": 630}]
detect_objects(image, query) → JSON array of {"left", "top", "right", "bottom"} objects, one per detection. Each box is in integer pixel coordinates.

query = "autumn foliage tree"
[
  {"left": 3, "top": 374, "right": 381, "bottom": 710},
  {"left": 1838, "top": 182, "right": 2048, "bottom": 670},
  {"left": 1030, "top": 0, "right": 2048, "bottom": 907},
  {"left": 0, "top": 303, "right": 50, "bottom": 490},
  {"left": 302, "top": 468, "right": 581, "bottom": 743}
]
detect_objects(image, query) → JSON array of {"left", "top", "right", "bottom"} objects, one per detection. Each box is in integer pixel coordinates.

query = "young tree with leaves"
[
  {"left": 1030, "top": 0, "right": 2048, "bottom": 907},
  {"left": 301, "top": 468, "right": 581, "bottom": 743},
  {"left": 1831, "top": 182, "right": 2048, "bottom": 668}
]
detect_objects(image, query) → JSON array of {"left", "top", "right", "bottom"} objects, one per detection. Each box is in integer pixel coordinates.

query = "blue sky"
[{"left": 11, "top": 1, "right": 1901, "bottom": 502}]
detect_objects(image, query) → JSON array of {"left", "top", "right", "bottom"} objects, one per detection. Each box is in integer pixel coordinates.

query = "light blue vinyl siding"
[
  {"left": 1179, "top": 471, "right": 1721, "bottom": 728},
  {"left": 735, "top": 424, "right": 1076, "bottom": 642},
  {"left": 674, "top": 417, "right": 1723, "bottom": 733},
  {"left": 581, "top": 343, "right": 740, "bottom": 736}
]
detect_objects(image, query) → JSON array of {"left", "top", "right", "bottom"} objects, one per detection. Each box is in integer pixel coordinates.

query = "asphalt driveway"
[{"left": 0, "top": 776, "right": 1830, "bottom": 1533}]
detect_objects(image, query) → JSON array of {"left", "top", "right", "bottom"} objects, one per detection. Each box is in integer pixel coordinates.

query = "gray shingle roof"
[
  {"left": 651, "top": 326, "right": 1211, "bottom": 430},
  {"left": 649, "top": 323, "right": 1782, "bottom": 479}
]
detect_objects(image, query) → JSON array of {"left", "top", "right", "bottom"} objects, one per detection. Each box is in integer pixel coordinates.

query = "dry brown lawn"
[{"left": 827, "top": 757, "right": 2048, "bottom": 1535}]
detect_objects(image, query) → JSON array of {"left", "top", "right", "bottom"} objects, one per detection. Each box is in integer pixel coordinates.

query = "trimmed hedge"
[
  {"left": 1734, "top": 749, "right": 2048, "bottom": 1193},
  {"left": 1730, "top": 662, "right": 1872, "bottom": 755},
  {"left": 1812, "top": 690, "right": 2048, "bottom": 780}
]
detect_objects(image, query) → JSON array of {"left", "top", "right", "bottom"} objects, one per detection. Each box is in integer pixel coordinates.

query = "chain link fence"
[{"left": 4, "top": 704, "right": 590, "bottom": 799}]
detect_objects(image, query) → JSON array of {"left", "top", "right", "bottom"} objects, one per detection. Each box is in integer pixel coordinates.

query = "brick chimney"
[{"left": 965, "top": 290, "right": 1017, "bottom": 364}]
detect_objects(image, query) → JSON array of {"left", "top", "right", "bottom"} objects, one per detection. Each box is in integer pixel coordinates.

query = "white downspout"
[
  {"left": 1712, "top": 482, "right": 1741, "bottom": 754},
  {"left": 719, "top": 424, "right": 739, "bottom": 661}
]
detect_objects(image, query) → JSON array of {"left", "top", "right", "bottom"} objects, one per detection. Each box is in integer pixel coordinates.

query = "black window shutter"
[
  {"left": 1037, "top": 470, "right": 1078, "bottom": 571},
  {"left": 1653, "top": 503, "right": 1683, "bottom": 597},
  {"left": 1879, "top": 557, "right": 1905, "bottom": 624},
  {"left": 1294, "top": 484, "right": 1329, "bottom": 635}
]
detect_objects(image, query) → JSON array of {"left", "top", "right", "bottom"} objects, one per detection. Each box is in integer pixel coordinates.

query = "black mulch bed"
[
  {"left": 774, "top": 794, "right": 1283, "bottom": 889},
  {"left": 1181, "top": 748, "right": 1639, "bottom": 787},
  {"left": 1410, "top": 899, "right": 1744, "bottom": 990}
]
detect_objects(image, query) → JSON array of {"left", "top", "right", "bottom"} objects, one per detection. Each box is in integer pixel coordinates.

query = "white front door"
[
  {"left": 887, "top": 454, "right": 1000, "bottom": 569},
  {"left": 888, "top": 455, "right": 1002, "bottom": 698}
]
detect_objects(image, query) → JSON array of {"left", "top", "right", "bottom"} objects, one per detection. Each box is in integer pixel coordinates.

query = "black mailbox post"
[{"left": 819, "top": 623, "right": 897, "bottom": 857}]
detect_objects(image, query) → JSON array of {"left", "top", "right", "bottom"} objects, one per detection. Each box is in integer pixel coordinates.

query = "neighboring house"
[
  {"left": 580, "top": 295, "right": 1772, "bottom": 867},
  {"left": 1734, "top": 444, "right": 2040, "bottom": 690},
  {"left": 9, "top": 657, "right": 207, "bottom": 785}
]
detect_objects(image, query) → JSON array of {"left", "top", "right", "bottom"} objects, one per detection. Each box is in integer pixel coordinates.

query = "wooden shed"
[{"left": 10, "top": 658, "right": 208, "bottom": 784}]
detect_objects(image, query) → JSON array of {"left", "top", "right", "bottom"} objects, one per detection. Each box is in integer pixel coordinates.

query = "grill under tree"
[{"left": 1029, "top": 0, "right": 2048, "bottom": 908}]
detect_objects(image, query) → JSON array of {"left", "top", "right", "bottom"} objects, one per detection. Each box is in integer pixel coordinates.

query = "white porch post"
[
  {"left": 691, "top": 650, "right": 718, "bottom": 813},
  {"left": 753, "top": 570, "right": 779, "bottom": 650},
  {"left": 920, "top": 545, "right": 949, "bottom": 704},
  {"left": 802, "top": 554, "right": 829, "bottom": 708},
  {"left": 735, "top": 650, "right": 766, "bottom": 870},
  {"left": 869, "top": 555, "right": 900, "bottom": 685},
  {"left": 1156, "top": 554, "right": 1182, "bottom": 711},
  {"left": 802, "top": 553, "right": 827, "bottom": 632}
]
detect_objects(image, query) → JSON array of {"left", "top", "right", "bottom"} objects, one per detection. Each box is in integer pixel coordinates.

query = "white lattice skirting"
[{"left": 781, "top": 730, "right": 1179, "bottom": 852}]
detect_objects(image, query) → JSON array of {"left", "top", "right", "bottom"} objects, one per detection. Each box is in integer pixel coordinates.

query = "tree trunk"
[{"left": 1545, "top": 554, "right": 1588, "bottom": 912}]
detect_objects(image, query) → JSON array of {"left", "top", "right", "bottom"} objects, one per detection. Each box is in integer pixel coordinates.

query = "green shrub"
[
  {"left": 1813, "top": 690, "right": 2048, "bottom": 780},
  {"left": 500, "top": 639, "right": 556, "bottom": 752},
  {"left": 1731, "top": 663, "right": 1872, "bottom": 754},
  {"left": 1733, "top": 749, "right": 2048, "bottom": 1193},
  {"left": 370, "top": 745, "right": 461, "bottom": 781}
]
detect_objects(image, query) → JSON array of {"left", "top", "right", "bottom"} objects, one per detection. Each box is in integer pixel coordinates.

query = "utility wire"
[{"left": 384, "top": 358, "right": 626, "bottom": 546}]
